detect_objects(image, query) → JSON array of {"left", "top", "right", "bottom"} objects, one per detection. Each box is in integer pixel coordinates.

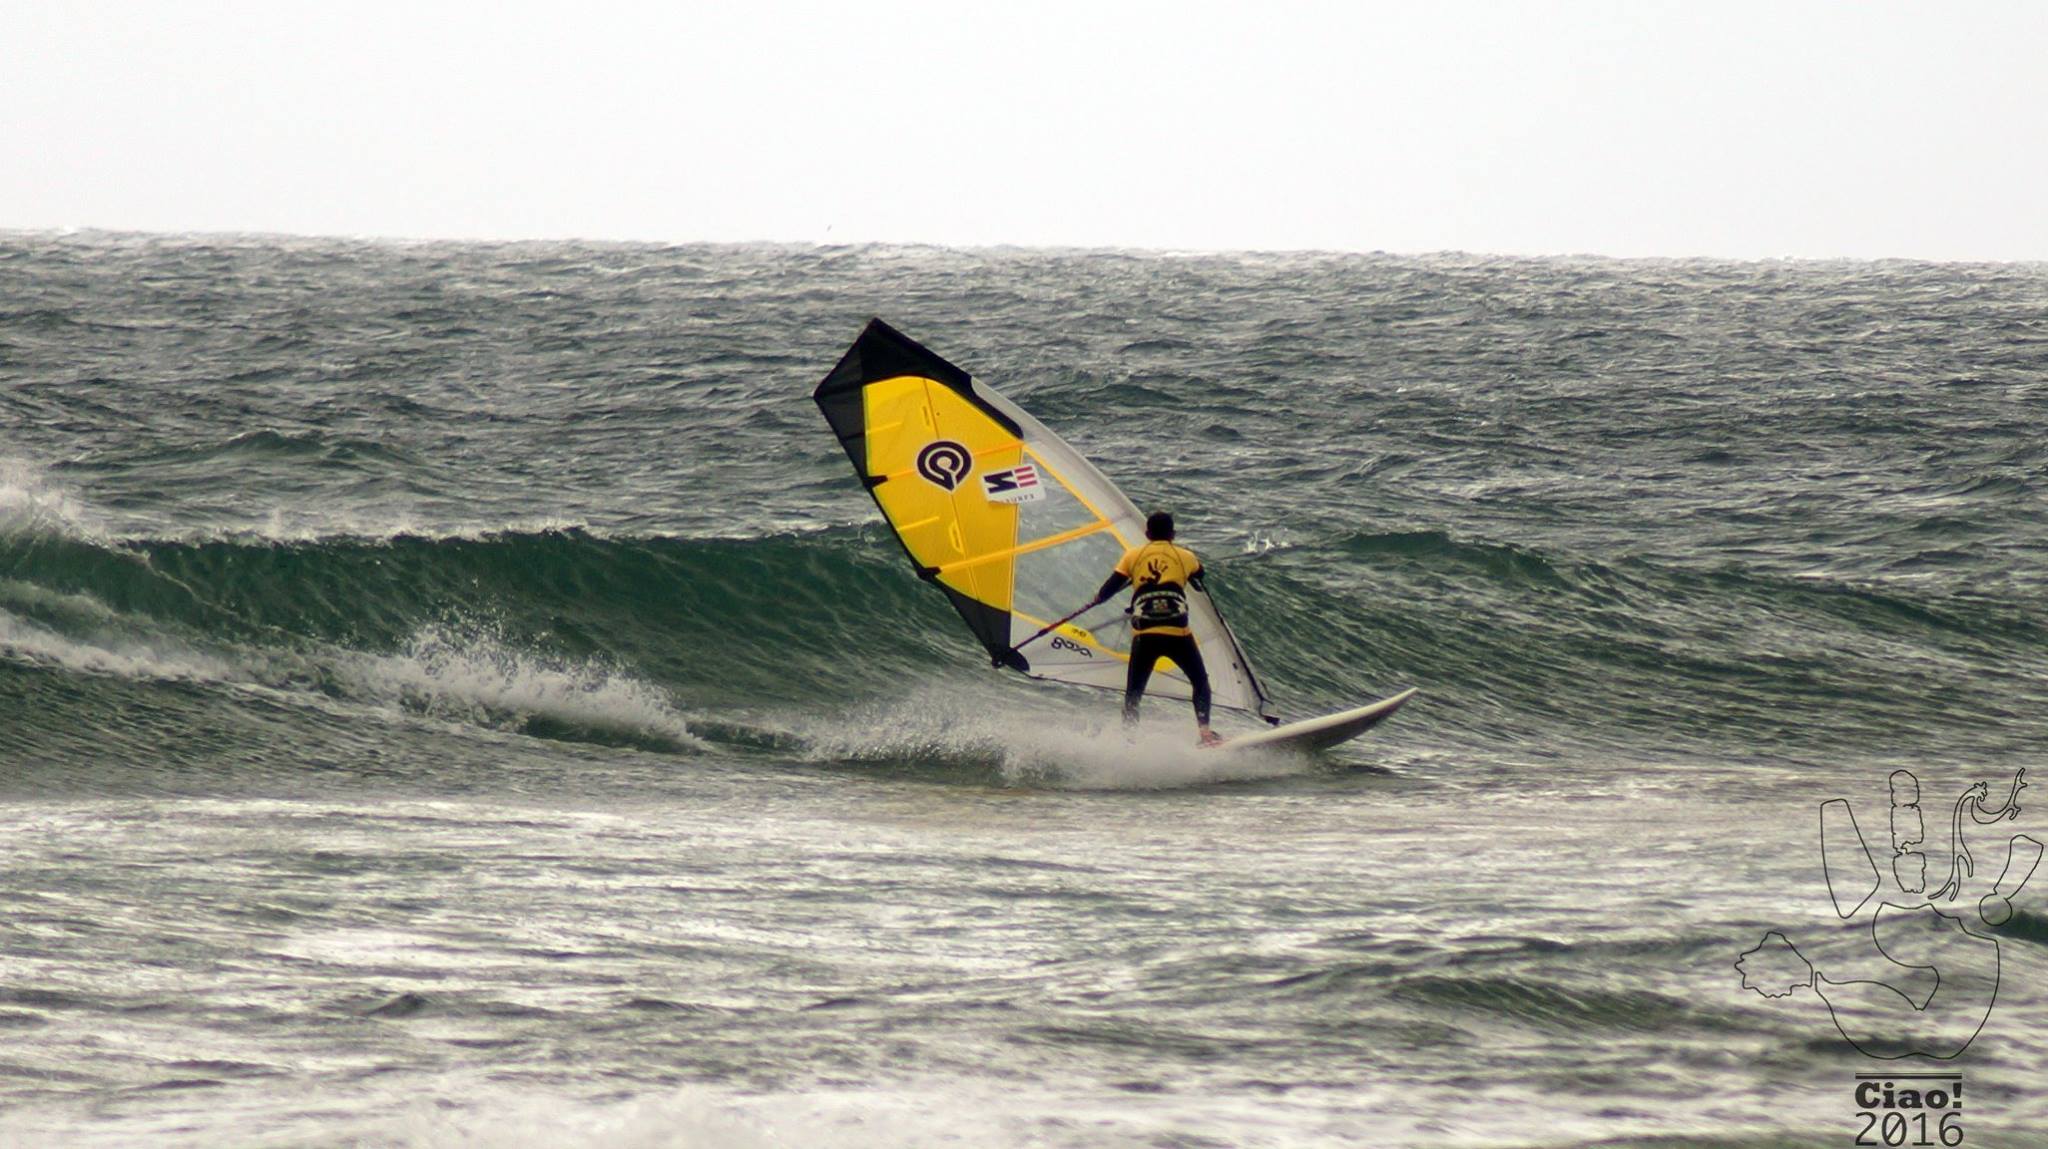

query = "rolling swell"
[
  {"left": 0, "top": 527, "right": 958, "bottom": 695},
  {"left": 1226, "top": 528, "right": 2047, "bottom": 760},
  {"left": 0, "top": 526, "right": 955, "bottom": 776},
  {"left": 5, "top": 520, "right": 2043, "bottom": 768}
]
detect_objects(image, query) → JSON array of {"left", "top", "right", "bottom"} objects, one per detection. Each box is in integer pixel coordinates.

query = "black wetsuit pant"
[{"left": 1123, "top": 631, "right": 1212, "bottom": 726}]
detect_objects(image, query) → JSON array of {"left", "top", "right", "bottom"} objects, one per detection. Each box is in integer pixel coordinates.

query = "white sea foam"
[
  {"left": 0, "top": 579, "right": 127, "bottom": 626},
  {"left": 998, "top": 717, "right": 1306, "bottom": 790},
  {"left": 371, "top": 1084, "right": 1054, "bottom": 1149},
  {"left": 1238, "top": 528, "right": 1294, "bottom": 554},
  {"left": 0, "top": 606, "right": 235, "bottom": 684},
  {"left": 0, "top": 456, "right": 100, "bottom": 539},
  {"left": 359, "top": 1079, "right": 1358, "bottom": 1149},
  {"left": 107, "top": 510, "right": 601, "bottom": 547},
  {"left": 805, "top": 684, "right": 1305, "bottom": 790},
  {"left": 377, "top": 1088, "right": 777, "bottom": 1149},
  {"left": 332, "top": 624, "right": 703, "bottom": 750},
  {"left": 0, "top": 594, "right": 701, "bottom": 752}
]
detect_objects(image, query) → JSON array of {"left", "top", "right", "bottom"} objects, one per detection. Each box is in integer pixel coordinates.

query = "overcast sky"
[{"left": 4, "top": 1, "right": 2044, "bottom": 259}]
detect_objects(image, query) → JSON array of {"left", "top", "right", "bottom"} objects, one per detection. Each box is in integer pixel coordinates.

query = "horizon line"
[{"left": 4, "top": 224, "right": 2046, "bottom": 269}]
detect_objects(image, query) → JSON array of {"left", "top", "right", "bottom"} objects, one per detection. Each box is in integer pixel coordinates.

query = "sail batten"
[{"left": 813, "top": 319, "right": 1276, "bottom": 721}]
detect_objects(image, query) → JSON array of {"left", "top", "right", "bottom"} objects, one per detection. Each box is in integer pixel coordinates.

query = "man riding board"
[{"left": 1089, "top": 511, "right": 1221, "bottom": 747}]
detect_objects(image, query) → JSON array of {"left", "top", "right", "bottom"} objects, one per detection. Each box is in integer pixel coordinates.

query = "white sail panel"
[
  {"left": 814, "top": 320, "right": 1275, "bottom": 721},
  {"left": 984, "top": 397, "right": 1271, "bottom": 717}
]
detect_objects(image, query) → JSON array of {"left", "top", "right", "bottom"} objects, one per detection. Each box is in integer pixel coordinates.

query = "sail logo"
[
  {"left": 981, "top": 463, "right": 1045, "bottom": 504},
  {"left": 916, "top": 441, "right": 973, "bottom": 490},
  {"left": 1049, "top": 635, "right": 1092, "bottom": 657}
]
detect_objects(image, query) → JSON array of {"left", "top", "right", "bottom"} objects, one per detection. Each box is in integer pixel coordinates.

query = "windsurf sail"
[{"left": 813, "top": 319, "right": 1276, "bottom": 722}]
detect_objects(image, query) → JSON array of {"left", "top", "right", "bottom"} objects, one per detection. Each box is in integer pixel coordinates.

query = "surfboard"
[
  {"left": 1213, "top": 688, "right": 1418, "bottom": 753},
  {"left": 813, "top": 319, "right": 1415, "bottom": 754}
]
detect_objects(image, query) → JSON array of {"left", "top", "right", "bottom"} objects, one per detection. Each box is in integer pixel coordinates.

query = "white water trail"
[{"left": 801, "top": 683, "right": 1307, "bottom": 790}]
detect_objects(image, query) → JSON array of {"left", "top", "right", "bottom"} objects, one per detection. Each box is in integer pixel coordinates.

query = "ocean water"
[{"left": 2, "top": 232, "right": 2046, "bottom": 1147}]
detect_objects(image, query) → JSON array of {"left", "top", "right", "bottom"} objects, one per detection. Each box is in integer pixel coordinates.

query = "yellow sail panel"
[{"left": 861, "top": 375, "right": 1026, "bottom": 612}]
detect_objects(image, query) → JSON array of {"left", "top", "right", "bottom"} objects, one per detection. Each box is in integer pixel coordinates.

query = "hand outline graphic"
[{"left": 1736, "top": 769, "right": 2037, "bottom": 1060}]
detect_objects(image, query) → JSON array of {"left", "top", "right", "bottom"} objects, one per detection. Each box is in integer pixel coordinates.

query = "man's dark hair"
[{"left": 1145, "top": 511, "right": 1175, "bottom": 541}]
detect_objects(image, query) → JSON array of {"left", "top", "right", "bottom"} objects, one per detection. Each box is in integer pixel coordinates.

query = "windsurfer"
[{"left": 1090, "top": 511, "right": 1220, "bottom": 746}]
